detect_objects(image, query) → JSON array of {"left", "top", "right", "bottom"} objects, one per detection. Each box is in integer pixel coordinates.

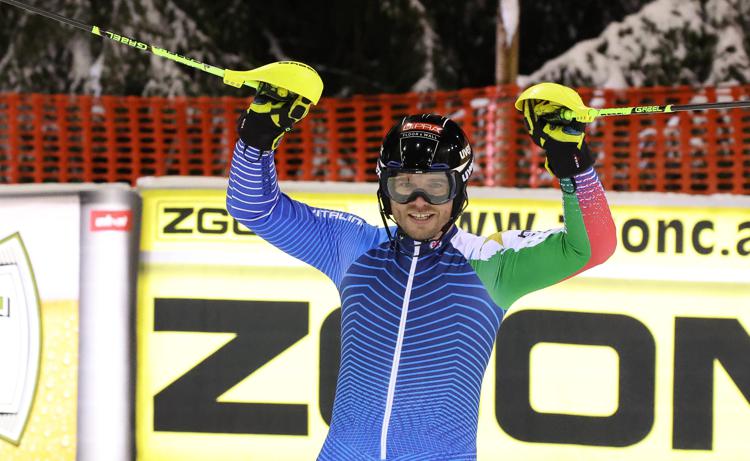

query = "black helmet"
[{"left": 376, "top": 114, "right": 474, "bottom": 224}]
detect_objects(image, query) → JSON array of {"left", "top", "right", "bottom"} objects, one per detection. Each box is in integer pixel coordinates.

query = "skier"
[{"left": 226, "top": 82, "right": 616, "bottom": 461}]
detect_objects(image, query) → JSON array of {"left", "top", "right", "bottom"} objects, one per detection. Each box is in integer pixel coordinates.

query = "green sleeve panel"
[{"left": 467, "top": 189, "right": 592, "bottom": 310}]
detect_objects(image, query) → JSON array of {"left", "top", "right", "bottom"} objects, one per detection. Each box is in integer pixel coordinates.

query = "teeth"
[{"left": 409, "top": 213, "right": 432, "bottom": 220}]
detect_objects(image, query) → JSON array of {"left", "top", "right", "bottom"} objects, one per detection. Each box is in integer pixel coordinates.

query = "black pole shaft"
[
  {"left": 0, "top": 0, "right": 93, "bottom": 32},
  {"left": 671, "top": 100, "right": 750, "bottom": 112},
  {"left": 574, "top": 98, "right": 750, "bottom": 121}
]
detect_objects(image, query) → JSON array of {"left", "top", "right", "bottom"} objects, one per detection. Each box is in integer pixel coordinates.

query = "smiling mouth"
[{"left": 408, "top": 212, "right": 435, "bottom": 222}]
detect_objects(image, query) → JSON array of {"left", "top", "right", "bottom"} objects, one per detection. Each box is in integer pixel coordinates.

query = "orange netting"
[{"left": 1, "top": 85, "right": 749, "bottom": 194}]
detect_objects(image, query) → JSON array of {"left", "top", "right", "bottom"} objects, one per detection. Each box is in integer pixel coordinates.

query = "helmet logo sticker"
[
  {"left": 461, "top": 162, "right": 474, "bottom": 183},
  {"left": 401, "top": 122, "right": 443, "bottom": 134}
]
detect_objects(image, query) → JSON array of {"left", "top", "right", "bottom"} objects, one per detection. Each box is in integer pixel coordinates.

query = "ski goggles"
[{"left": 381, "top": 170, "right": 458, "bottom": 205}]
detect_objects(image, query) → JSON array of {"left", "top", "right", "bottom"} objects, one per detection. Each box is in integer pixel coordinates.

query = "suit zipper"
[{"left": 379, "top": 242, "right": 420, "bottom": 460}]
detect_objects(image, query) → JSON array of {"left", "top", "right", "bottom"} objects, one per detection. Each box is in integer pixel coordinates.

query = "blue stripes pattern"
[
  {"left": 227, "top": 141, "right": 505, "bottom": 460},
  {"left": 227, "top": 141, "right": 387, "bottom": 287},
  {"left": 572, "top": 167, "right": 600, "bottom": 203}
]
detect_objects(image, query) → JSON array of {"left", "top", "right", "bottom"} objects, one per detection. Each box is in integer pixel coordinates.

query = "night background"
[{"left": 1, "top": 0, "right": 748, "bottom": 97}]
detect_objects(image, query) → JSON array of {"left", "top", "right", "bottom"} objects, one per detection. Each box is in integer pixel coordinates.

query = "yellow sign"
[
  {"left": 0, "top": 300, "right": 78, "bottom": 461},
  {"left": 137, "top": 186, "right": 750, "bottom": 461}
]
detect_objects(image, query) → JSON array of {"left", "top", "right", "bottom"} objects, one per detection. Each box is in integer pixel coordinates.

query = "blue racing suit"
[{"left": 226, "top": 140, "right": 616, "bottom": 460}]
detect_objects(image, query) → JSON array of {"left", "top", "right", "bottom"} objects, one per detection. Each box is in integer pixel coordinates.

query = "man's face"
[{"left": 388, "top": 173, "right": 454, "bottom": 241}]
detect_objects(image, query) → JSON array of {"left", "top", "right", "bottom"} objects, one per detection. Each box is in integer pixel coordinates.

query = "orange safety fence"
[{"left": 1, "top": 85, "right": 749, "bottom": 194}]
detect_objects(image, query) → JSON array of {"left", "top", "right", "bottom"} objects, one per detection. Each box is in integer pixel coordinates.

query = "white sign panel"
[{"left": 0, "top": 235, "right": 41, "bottom": 444}]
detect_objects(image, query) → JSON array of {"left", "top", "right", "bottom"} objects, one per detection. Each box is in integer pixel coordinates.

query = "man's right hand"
[
  {"left": 236, "top": 82, "right": 312, "bottom": 152},
  {"left": 521, "top": 98, "right": 594, "bottom": 179}
]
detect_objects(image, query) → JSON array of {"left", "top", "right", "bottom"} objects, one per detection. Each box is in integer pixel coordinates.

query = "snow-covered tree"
[
  {"left": 0, "top": 0, "right": 500, "bottom": 97},
  {"left": 1, "top": 0, "right": 748, "bottom": 96},
  {"left": 0, "top": 0, "right": 227, "bottom": 96},
  {"left": 519, "top": 0, "right": 750, "bottom": 88}
]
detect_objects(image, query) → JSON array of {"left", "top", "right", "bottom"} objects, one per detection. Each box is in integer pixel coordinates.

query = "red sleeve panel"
[{"left": 568, "top": 167, "right": 617, "bottom": 275}]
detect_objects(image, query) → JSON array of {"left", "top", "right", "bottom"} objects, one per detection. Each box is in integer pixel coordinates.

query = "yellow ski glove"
[{"left": 518, "top": 81, "right": 596, "bottom": 179}]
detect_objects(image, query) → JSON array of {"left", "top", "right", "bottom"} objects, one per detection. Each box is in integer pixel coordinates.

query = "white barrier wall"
[{"left": 78, "top": 188, "right": 140, "bottom": 461}]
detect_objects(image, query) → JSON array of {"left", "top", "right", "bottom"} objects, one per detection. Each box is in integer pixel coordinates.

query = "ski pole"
[{"left": 0, "top": 0, "right": 324, "bottom": 103}]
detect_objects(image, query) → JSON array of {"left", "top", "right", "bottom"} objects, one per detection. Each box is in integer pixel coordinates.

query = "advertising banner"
[
  {"left": 136, "top": 179, "right": 750, "bottom": 461},
  {"left": 0, "top": 192, "right": 80, "bottom": 461},
  {"left": 0, "top": 185, "right": 138, "bottom": 461}
]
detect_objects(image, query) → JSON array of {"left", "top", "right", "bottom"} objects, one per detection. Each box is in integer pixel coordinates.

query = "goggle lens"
[{"left": 384, "top": 171, "right": 455, "bottom": 205}]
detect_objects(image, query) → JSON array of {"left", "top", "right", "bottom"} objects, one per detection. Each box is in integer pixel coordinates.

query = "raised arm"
[
  {"left": 226, "top": 86, "right": 386, "bottom": 287},
  {"left": 468, "top": 84, "right": 616, "bottom": 309}
]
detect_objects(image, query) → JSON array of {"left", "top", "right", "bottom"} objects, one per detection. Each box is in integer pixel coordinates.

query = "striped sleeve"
[
  {"left": 226, "top": 140, "right": 387, "bottom": 287},
  {"left": 566, "top": 167, "right": 617, "bottom": 275},
  {"left": 467, "top": 166, "right": 616, "bottom": 309}
]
